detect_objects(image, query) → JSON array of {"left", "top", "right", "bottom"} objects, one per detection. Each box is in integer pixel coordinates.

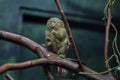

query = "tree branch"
[
  {"left": 0, "top": 30, "right": 116, "bottom": 80},
  {"left": 55, "top": 0, "right": 82, "bottom": 68},
  {"left": 104, "top": 0, "right": 112, "bottom": 70},
  {"left": 0, "top": 30, "right": 53, "bottom": 80},
  {"left": 0, "top": 54, "right": 116, "bottom": 80},
  {"left": 0, "top": 30, "right": 47, "bottom": 57}
]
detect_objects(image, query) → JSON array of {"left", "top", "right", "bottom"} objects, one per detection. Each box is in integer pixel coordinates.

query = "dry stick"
[
  {"left": 5, "top": 74, "right": 14, "bottom": 80},
  {"left": 104, "top": 0, "right": 112, "bottom": 70},
  {"left": 55, "top": 0, "right": 82, "bottom": 68}
]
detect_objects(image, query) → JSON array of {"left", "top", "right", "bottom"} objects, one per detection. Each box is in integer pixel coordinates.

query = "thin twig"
[
  {"left": 5, "top": 74, "right": 14, "bottom": 80},
  {"left": 55, "top": 0, "right": 82, "bottom": 68},
  {"left": 104, "top": 0, "right": 112, "bottom": 70}
]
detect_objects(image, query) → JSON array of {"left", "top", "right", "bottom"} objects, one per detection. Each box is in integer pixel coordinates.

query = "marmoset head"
[{"left": 46, "top": 17, "right": 63, "bottom": 30}]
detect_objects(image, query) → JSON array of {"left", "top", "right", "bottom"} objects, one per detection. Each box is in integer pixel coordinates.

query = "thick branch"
[
  {"left": 0, "top": 56, "right": 114, "bottom": 80},
  {"left": 0, "top": 30, "right": 53, "bottom": 80},
  {"left": 0, "top": 30, "right": 116, "bottom": 80},
  {"left": 0, "top": 30, "right": 47, "bottom": 57}
]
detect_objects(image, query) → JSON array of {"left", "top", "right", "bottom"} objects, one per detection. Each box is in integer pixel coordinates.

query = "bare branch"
[
  {"left": 0, "top": 30, "right": 116, "bottom": 80},
  {"left": 0, "top": 58, "right": 47, "bottom": 74},
  {"left": 55, "top": 0, "right": 82, "bottom": 68},
  {"left": 0, "top": 30, "right": 47, "bottom": 57},
  {"left": 0, "top": 53, "right": 116, "bottom": 80},
  {"left": 104, "top": 0, "right": 112, "bottom": 70},
  {"left": 0, "top": 30, "right": 53, "bottom": 80}
]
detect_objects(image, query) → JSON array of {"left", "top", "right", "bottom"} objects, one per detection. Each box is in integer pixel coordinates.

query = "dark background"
[{"left": 0, "top": 0, "right": 120, "bottom": 80}]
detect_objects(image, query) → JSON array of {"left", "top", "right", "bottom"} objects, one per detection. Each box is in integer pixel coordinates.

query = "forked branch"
[
  {"left": 0, "top": 30, "right": 53, "bottom": 80},
  {"left": 0, "top": 30, "right": 116, "bottom": 80}
]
